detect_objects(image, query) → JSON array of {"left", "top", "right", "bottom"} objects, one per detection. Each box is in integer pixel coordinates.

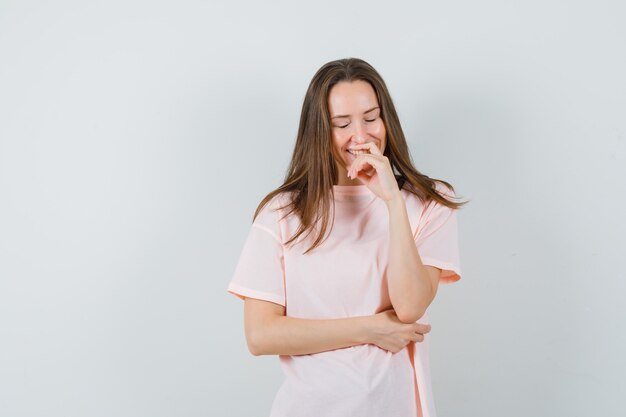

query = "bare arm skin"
[
  {"left": 345, "top": 141, "right": 443, "bottom": 325},
  {"left": 244, "top": 297, "right": 430, "bottom": 356},
  {"left": 386, "top": 193, "right": 442, "bottom": 324}
]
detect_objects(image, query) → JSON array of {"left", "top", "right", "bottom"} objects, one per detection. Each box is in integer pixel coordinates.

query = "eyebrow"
[{"left": 331, "top": 106, "right": 380, "bottom": 119}]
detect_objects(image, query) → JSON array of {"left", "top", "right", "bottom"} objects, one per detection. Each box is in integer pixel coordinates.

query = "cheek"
[
  {"left": 374, "top": 122, "right": 387, "bottom": 151},
  {"left": 371, "top": 120, "right": 386, "bottom": 136},
  {"left": 332, "top": 132, "right": 348, "bottom": 149},
  {"left": 331, "top": 135, "right": 347, "bottom": 160},
  {"left": 331, "top": 133, "right": 340, "bottom": 148}
]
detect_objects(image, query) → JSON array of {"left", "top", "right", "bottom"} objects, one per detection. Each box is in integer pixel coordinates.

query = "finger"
[
  {"left": 350, "top": 155, "right": 383, "bottom": 177},
  {"left": 413, "top": 333, "right": 424, "bottom": 342},
  {"left": 356, "top": 168, "right": 376, "bottom": 180},
  {"left": 354, "top": 161, "right": 376, "bottom": 178},
  {"left": 350, "top": 161, "right": 375, "bottom": 179},
  {"left": 350, "top": 142, "right": 383, "bottom": 156},
  {"left": 354, "top": 167, "right": 374, "bottom": 182},
  {"left": 414, "top": 323, "right": 431, "bottom": 333}
]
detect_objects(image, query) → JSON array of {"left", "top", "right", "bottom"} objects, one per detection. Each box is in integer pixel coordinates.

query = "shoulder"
[
  {"left": 264, "top": 191, "right": 295, "bottom": 217},
  {"left": 252, "top": 191, "right": 294, "bottom": 239},
  {"left": 401, "top": 180, "right": 455, "bottom": 204},
  {"left": 432, "top": 181, "right": 456, "bottom": 199},
  {"left": 419, "top": 182, "right": 459, "bottom": 232},
  {"left": 399, "top": 182, "right": 427, "bottom": 210},
  {"left": 400, "top": 181, "right": 457, "bottom": 224}
]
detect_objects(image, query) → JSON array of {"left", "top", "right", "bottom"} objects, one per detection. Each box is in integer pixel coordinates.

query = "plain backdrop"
[{"left": 1, "top": 1, "right": 625, "bottom": 416}]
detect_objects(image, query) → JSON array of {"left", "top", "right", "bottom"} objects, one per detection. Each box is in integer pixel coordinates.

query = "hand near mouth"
[{"left": 347, "top": 142, "right": 401, "bottom": 203}]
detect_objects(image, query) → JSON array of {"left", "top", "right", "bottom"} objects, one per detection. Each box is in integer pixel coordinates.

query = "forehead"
[{"left": 327, "top": 80, "right": 378, "bottom": 115}]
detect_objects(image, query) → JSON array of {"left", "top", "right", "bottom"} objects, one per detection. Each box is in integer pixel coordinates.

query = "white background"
[{"left": 1, "top": 1, "right": 625, "bottom": 416}]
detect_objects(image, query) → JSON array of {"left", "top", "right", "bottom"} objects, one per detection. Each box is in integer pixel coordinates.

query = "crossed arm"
[
  {"left": 243, "top": 193, "right": 442, "bottom": 356},
  {"left": 386, "top": 192, "right": 441, "bottom": 323},
  {"left": 243, "top": 262, "right": 441, "bottom": 357}
]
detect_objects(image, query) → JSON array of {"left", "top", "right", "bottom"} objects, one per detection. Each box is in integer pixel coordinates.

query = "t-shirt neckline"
[{"left": 332, "top": 184, "right": 374, "bottom": 195}]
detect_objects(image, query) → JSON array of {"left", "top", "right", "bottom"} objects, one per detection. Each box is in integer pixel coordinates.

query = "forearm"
[
  {"left": 386, "top": 192, "right": 434, "bottom": 323},
  {"left": 251, "top": 314, "right": 372, "bottom": 356}
]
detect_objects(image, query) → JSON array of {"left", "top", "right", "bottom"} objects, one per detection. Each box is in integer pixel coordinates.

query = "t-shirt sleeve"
[
  {"left": 226, "top": 200, "right": 286, "bottom": 306},
  {"left": 413, "top": 184, "right": 462, "bottom": 284}
]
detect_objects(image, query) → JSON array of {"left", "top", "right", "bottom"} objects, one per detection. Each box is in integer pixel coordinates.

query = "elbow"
[
  {"left": 395, "top": 283, "right": 436, "bottom": 323},
  {"left": 247, "top": 340, "right": 260, "bottom": 356},
  {"left": 247, "top": 340, "right": 263, "bottom": 356},
  {"left": 395, "top": 303, "right": 427, "bottom": 324},
  {"left": 396, "top": 309, "right": 424, "bottom": 324},
  {"left": 243, "top": 298, "right": 284, "bottom": 356},
  {"left": 247, "top": 332, "right": 266, "bottom": 356},
  {"left": 247, "top": 323, "right": 280, "bottom": 356},
  {"left": 246, "top": 315, "right": 281, "bottom": 356}
]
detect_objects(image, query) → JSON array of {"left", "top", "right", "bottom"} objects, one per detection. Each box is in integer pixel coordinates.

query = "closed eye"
[{"left": 336, "top": 118, "right": 378, "bottom": 129}]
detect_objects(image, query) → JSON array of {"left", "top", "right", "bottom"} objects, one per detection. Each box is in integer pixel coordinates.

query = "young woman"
[{"left": 227, "top": 57, "right": 467, "bottom": 417}]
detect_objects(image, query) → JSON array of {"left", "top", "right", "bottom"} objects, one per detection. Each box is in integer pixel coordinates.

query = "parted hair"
[{"left": 252, "top": 57, "right": 468, "bottom": 254}]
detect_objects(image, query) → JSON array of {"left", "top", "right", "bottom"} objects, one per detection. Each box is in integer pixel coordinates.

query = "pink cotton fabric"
[{"left": 227, "top": 182, "right": 462, "bottom": 417}]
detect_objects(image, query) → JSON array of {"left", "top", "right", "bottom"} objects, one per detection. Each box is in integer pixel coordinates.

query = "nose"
[{"left": 352, "top": 122, "right": 369, "bottom": 143}]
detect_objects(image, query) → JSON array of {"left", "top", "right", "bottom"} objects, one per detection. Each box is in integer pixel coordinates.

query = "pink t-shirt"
[{"left": 227, "top": 181, "right": 462, "bottom": 417}]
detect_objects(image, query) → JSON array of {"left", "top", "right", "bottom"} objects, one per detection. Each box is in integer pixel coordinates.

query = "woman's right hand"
[{"left": 368, "top": 308, "right": 431, "bottom": 353}]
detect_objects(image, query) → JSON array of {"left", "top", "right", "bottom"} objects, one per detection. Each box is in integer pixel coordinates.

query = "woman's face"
[{"left": 327, "top": 80, "right": 386, "bottom": 184}]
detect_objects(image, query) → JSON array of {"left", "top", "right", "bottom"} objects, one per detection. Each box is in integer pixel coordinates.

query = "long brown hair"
[{"left": 253, "top": 57, "right": 469, "bottom": 254}]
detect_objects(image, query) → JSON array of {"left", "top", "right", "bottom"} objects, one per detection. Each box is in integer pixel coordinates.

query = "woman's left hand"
[{"left": 348, "top": 142, "right": 401, "bottom": 203}]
